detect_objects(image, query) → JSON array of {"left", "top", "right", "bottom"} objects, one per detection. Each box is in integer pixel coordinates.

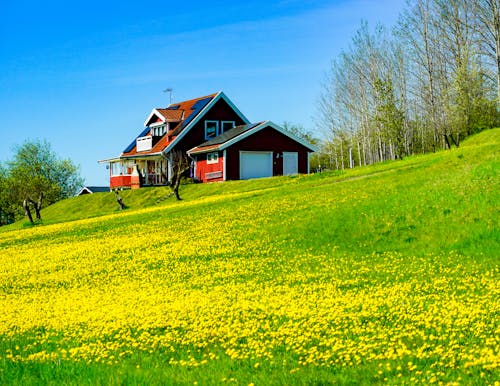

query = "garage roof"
[{"left": 188, "top": 121, "right": 317, "bottom": 155}]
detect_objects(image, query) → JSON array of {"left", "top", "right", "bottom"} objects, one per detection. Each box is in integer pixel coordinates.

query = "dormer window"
[
  {"left": 205, "top": 120, "right": 219, "bottom": 140},
  {"left": 221, "top": 121, "right": 235, "bottom": 133},
  {"left": 151, "top": 124, "right": 167, "bottom": 137}
]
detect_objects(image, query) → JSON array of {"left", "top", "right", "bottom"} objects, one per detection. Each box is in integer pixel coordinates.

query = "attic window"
[
  {"left": 221, "top": 121, "right": 235, "bottom": 133},
  {"left": 152, "top": 125, "right": 166, "bottom": 136},
  {"left": 205, "top": 120, "right": 219, "bottom": 140}
]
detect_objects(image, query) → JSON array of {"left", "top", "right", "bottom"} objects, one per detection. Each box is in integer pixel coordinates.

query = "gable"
[
  {"left": 229, "top": 126, "right": 312, "bottom": 152},
  {"left": 173, "top": 98, "right": 250, "bottom": 152},
  {"left": 163, "top": 92, "right": 250, "bottom": 154},
  {"left": 145, "top": 113, "right": 163, "bottom": 127},
  {"left": 144, "top": 107, "right": 185, "bottom": 127}
]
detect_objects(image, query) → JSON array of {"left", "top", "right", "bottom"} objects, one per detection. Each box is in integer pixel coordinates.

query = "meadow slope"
[{"left": 0, "top": 129, "right": 498, "bottom": 385}]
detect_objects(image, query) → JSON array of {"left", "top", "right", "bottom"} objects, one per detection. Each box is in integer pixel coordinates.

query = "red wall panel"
[
  {"left": 110, "top": 175, "right": 132, "bottom": 189},
  {"left": 195, "top": 152, "right": 224, "bottom": 183}
]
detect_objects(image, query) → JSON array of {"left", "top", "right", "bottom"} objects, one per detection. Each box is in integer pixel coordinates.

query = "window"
[
  {"left": 207, "top": 152, "right": 219, "bottom": 164},
  {"left": 221, "top": 121, "right": 235, "bottom": 133},
  {"left": 111, "top": 162, "right": 122, "bottom": 176},
  {"left": 124, "top": 160, "right": 134, "bottom": 175},
  {"left": 152, "top": 125, "right": 166, "bottom": 136},
  {"left": 205, "top": 120, "right": 219, "bottom": 140}
]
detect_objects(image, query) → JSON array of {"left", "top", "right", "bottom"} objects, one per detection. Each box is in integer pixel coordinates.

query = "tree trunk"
[
  {"left": 33, "top": 194, "right": 43, "bottom": 220},
  {"left": 378, "top": 136, "right": 383, "bottom": 162},
  {"left": 340, "top": 140, "right": 345, "bottom": 170},
  {"left": 450, "top": 132, "right": 460, "bottom": 147},
  {"left": 114, "top": 190, "right": 125, "bottom": 210},
  {"left": 357, "top": 141, "right": 362, "bottom": 167},
  {"left": 168, "top": 150, "right": 191, "bottom": 200},
  {"left": 443, "top": 134, "right": 452, "bottom": 149},
  {"left": 23, "top": 199, "right": 33, "bottom": 223},
  {"left": 172, "top": 179, "right": 182, "bottom": 201}
]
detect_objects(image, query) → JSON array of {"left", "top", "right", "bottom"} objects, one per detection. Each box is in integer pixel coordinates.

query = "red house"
[{"left": 99, "top": 92, "right": 315, "bottom": 188}]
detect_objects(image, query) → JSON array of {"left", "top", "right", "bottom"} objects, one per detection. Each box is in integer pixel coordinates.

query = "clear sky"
[{"left": 0, "top": 0, "right": 407, "bottom": 186}]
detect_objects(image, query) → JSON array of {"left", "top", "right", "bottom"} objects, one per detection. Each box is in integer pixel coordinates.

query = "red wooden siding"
[
  {"left": 110, "top": 175, "right": 132, "bottom": 189},
  {"left": 176, "top": 98, "right": 247, "bottom": 153},
  {"left": 225, "top": 126, "right": 310, "bottom": 181},
  {"left": 194, "top": 152, "right": 224, "bottom": 183}
]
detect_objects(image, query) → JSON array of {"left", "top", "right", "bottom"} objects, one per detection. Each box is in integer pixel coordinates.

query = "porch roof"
[
  {"left": 97, "top": 153, "right": 164, "bottom": 164},
  {"left": 188, "top": 120, "right": 317, "bottom": 155}
]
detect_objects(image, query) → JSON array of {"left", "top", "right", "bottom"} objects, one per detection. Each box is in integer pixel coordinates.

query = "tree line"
[
  {"left": 0, "top": 140, "right": 83, "bottom": 225},
  {"left": 315, "top": 0, "right": 499, "bottom": 170}
]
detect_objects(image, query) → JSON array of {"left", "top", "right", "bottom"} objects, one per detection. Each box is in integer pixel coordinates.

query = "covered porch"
[{"left": 101, "top": 155, "right": 172, "bottom": 189}]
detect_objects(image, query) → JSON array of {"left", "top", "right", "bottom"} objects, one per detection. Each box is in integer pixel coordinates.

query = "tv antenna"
[{"left": 163, "top": 88, "right": 173, "bottom": 105}]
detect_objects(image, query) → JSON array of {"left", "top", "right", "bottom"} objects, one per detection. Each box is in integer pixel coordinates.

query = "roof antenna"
[{"left": 163, "top": 88, "right": 173, "bottom": 105}]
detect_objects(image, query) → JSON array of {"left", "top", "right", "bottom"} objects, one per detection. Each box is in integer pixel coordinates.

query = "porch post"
[
  {"left": 167, "top": 152, "right": 174, "bottom": 183},
  {"left": 131, "top": 165, "right": 141, "bottom": 189}
]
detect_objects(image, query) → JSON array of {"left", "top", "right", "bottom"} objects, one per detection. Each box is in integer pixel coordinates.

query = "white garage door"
[
  {"left": 240, "top": 151, "right": 273, "bottom": 180},
  {"left": 283, "top": 152, "right": 298, "bottom": 175}
]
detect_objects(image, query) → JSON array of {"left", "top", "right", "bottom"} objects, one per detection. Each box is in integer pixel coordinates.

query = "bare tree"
[
  {"left": 169, "top": 150, "right": 191, "bottom": 201},
  {"left": 114, "top": 190, "right": 125, "bottom": 210},
  {"left": 474, "top": 0, "right": 500, "bottom": 109},
  {"left": 316, "top": 0, "right": 497, "bottom": 168}
]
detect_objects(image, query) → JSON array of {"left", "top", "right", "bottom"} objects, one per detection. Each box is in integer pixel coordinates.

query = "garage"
[
  {"left": 239, "top": 151, "right": 273, "bottom": 180},
  {"left": 188, "top": 121, "right": 316, "bottom": 182}
]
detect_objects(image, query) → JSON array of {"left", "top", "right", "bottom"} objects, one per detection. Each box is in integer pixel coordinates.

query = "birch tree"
[
  {"left": 316, "top": 0, "right": 497, "bottom": 168},
  {"left": 474, "top": 0, "right": 500, "bottom": 109}
]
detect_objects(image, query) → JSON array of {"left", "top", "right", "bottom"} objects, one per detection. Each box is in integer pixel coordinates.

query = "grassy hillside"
[{"left": 0, "top": 129, "right": 498, "bottom": 385}]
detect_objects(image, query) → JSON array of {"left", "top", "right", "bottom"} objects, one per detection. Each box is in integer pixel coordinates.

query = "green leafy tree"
[
  {"left": 4, "top": 140, "right": 84, "bottom": 223},
  {"left": 446, "top": 64, "right": 497, "bottom": 146},
  {"left": 373, "top": 78, "right": 406, "bottom": 159},
  {"left": 282, "top": 122, "right": 319, "bottom": 146},
  {"left": 0, "top": 164, "right": 17, "bottom": 225}
]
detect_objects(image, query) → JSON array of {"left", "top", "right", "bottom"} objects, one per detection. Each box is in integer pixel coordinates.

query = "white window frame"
[
  {"left": 151, "top": 124, "right": 166, "bottom": 136},
  {"left": 111, "top": 162, "right": 122, "bottom": 176},
  {"left": 123, "top": 160, "right": 134, "bottom": 176},
  {"left": 204, "top": 120, "right": 219, "bottom": 140},
  {"left": 207, "top": 152, "right": 219, "bottom": 164},
  {"left": 221, "top": 121, "right": 235, "bottom": 133}
]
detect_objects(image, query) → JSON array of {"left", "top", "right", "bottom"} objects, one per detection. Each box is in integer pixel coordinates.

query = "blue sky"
[{"left": 0, "top": 0, "right": 407, "bottom": 186}]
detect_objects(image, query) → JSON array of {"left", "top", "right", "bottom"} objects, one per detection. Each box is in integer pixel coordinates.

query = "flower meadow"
[{"left": 0, "top": 130, "right": 499, "bottom": 384}]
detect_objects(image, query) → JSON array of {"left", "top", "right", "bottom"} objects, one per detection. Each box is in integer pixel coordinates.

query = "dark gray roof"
[
  {"left": 77, "top": 186, "right": 110, "bottom": 195},
  {"left": 196, "top": 122, "right": 262, "bottom": 148},
  {"left": 86, "top": 186, "right": 110, "bottom": 193}
]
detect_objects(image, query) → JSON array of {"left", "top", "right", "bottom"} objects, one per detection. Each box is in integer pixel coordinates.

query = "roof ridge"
[{"left": 166, "top": 92, "right": 219, "bottom": 109}]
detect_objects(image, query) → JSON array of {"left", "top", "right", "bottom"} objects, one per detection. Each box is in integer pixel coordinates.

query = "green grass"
[{"left": 0, "top": 128, "right": 498, "bottom": 385}]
